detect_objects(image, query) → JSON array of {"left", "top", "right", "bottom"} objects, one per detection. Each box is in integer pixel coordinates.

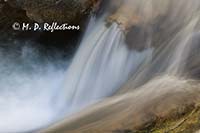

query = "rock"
[
  {"left": 7, "top": 0, "right": 101, "bottom": 24},
  {"left": 0, "top": 2, "right": 3, "bottom": 11},
  {"left": 0, "top": 0, "right": 101, "bottom": 51},
  {"left": 107, "top": 1, "right": 140, "bottom": 31},
  {"left": 0, "top": 0, "right": 101, "bottom": 35},
  {"left": 0, "top": 1, "right": 31, "bottom": 39}
]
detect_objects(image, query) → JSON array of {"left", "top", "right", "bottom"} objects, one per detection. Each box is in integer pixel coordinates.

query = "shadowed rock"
[{"left": 7, "top": 0, "right": 101, "bottom": 23}]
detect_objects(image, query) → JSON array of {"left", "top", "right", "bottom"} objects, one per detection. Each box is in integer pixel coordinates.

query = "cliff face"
[
  {"left": 0, "top": 0, "right": 100, "bottom": 34},
  {"left": 6, "top": 0, "right": 100, "bottom": 23},
  {"left": 8, "top": 0, "right": 99, "bottom": 23},
  {"left": 0, "top": 0, "right": 101, "bottom": 50}
]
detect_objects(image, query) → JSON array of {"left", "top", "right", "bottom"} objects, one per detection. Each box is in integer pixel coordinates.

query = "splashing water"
[
  {"left": 42, "top": 0, "right": 200, "bottom": 132},
  {"left": 0, "top": 45, "right": 67, "bottom": 132},
  {"left": 1, "top": 0, "right": 200, "bottom": 132},
  {"left": 0, "top": 17, "right": 152, "bottom": 132}
]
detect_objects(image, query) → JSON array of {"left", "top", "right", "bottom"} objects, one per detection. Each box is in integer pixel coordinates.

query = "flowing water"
[
  {"left": 0, "top": 17, "right": 152, "bottom": 133},
  {"left": 61, "top": 18, "right": 152, "bottom": 113},
  {"left": 0, "top": 0, "right": 200, "bottom": 132},
  {"left": 44, "top": 0, "right": 200, "bottom": 132},
  {"left": 0, "top": 44, "right": 67, "bottom": 132}
]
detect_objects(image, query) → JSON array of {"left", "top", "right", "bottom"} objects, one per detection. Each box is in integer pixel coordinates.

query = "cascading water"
[
  {"left": 0, "top": 45, "right": 66, "bottom": 132},
  {"left": 1, "top": 0, "right": 200, "bottom": 132},
  {"left": 0, "top": 15, "right": 152, "bottom": 133},
  {"left": 0, "top": 44, "right": 70, "bottom": 132},
  {"left": 61, "top": 18, "right": 152, "bottom": 112},
  {"left": 42, "top": 0, "right": 200, "bottom": 132}
]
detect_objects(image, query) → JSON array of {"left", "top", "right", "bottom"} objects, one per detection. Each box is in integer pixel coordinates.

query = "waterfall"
[
  {"left": 60, "top": 17, "right": 152, "bottom": 113},
  {"left": 1, "top": 0, "right": 200, "bottom": 132},
  {"left": 0, "top": 16, "right": 152, "bottom": 132},
  {"left": 42, "top": 1, "right": 200, "bottom": 131}
]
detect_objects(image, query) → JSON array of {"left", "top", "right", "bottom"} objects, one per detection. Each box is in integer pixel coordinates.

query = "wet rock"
[{"left": 125, "top": 25, "right": 151, "bottom": 51}]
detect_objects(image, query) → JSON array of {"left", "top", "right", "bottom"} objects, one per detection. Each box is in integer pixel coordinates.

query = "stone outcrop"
[
  {"left": 0, "top": 0, "right": 101, "bottom": 57},
  {"left": 6, "top": 0, "right": 100, "bottom": 23}
]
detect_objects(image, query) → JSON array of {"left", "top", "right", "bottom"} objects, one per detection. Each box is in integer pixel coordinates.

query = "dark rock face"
[
  {"left": 0, "top": 0, "right": 101, "bottom": 35},
  {"left": 0, "top": 0, "right": 101, "bottom": 56},
  {"left": 0, "top": 0, "right": 31, "bottom": 39},
  {"left": 6, "top": 0, "right": 100, "bottom": 23}
]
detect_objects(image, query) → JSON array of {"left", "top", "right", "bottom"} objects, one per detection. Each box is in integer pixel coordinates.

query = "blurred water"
[
  {"left": 0, "top": 44, "right": 67, "bottom": 132},
  {"left": 61, "top": 18, "right": 152, "bottom": 112},
  {"left": 0, "top": 17, "right": 152, "bottom": 132},
  {"left": 1, "top": 0, "right": 200, "bottom": 132}
]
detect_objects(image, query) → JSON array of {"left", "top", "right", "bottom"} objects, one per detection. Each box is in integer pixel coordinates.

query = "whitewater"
[{"left": 0, "top": 16, "right": 151, "bottom": 132}]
